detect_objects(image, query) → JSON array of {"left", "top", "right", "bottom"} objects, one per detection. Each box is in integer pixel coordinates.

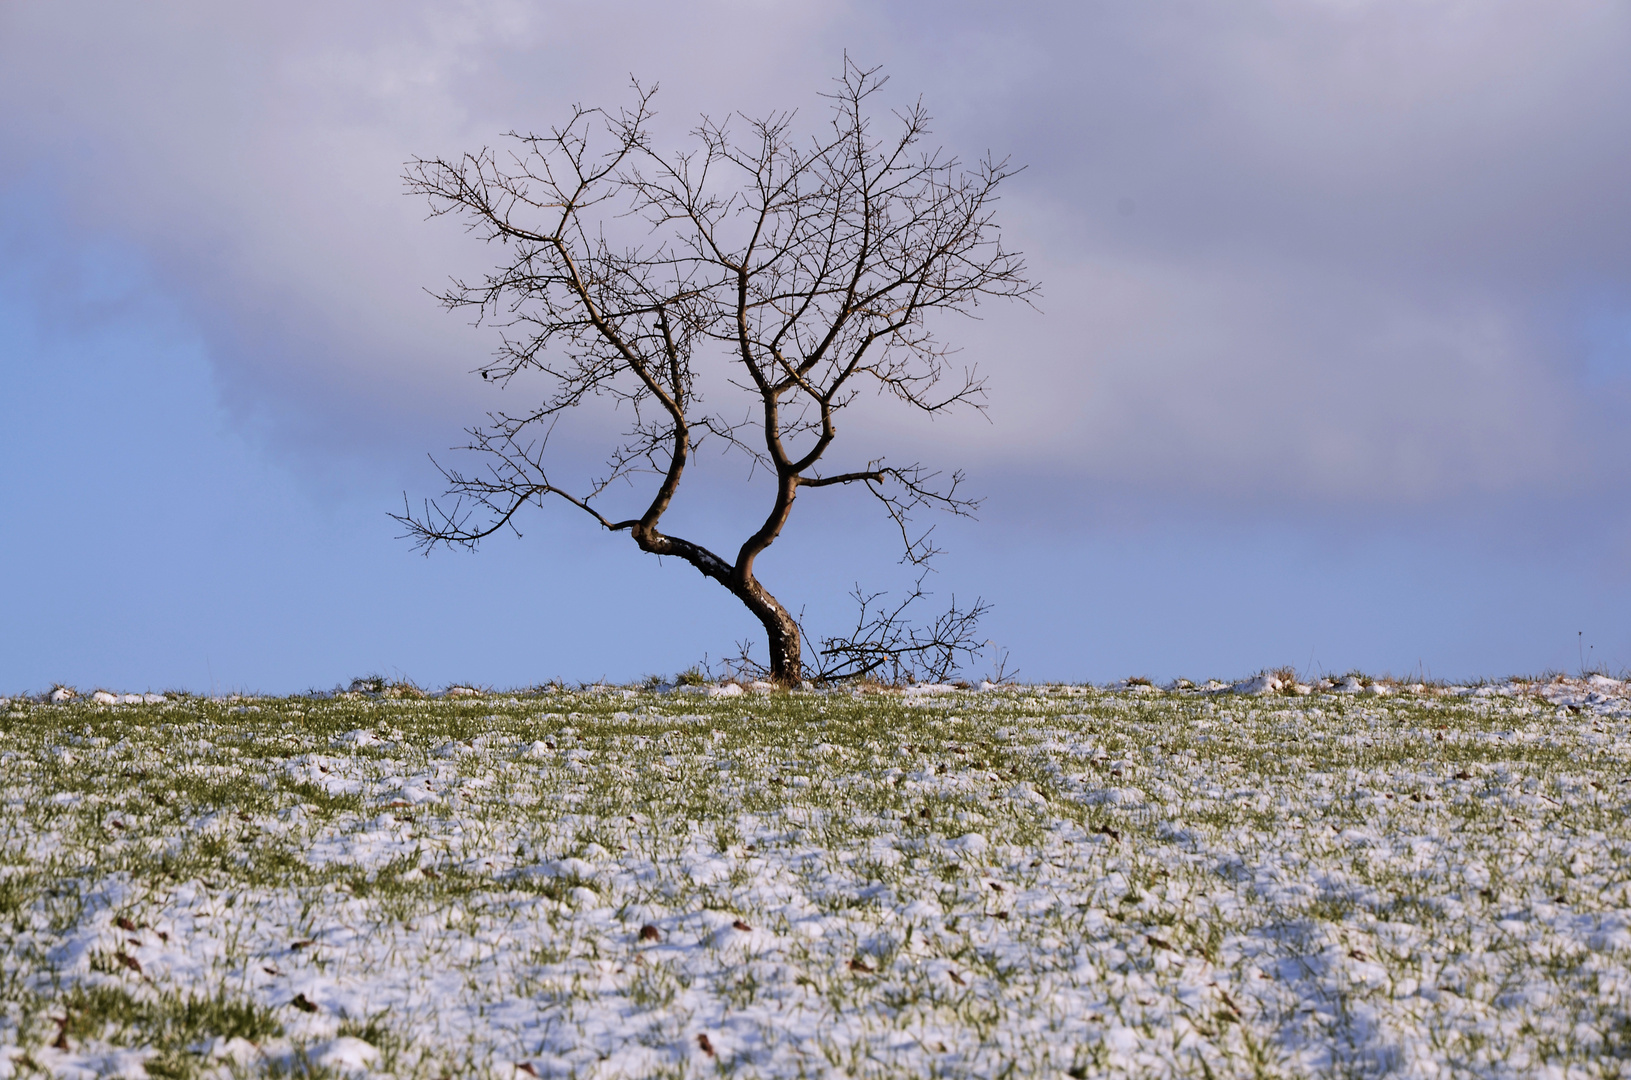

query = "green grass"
[{"left": 0, "top": 681, "right": 1628, "bottom": 1077}]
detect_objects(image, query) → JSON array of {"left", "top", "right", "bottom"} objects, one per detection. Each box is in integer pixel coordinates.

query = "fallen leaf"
[
  {"left": 421, "top": 867, "right": 440, "bottom": 880},
  {"left": 696, "top": 1033, "right": 716, "bottom": 1058},
  {"left": 116, "top": 952, "right": 142, "bottom": 975},
  {"left": 848, "top": 958, "right": 874, "bottom": 973},
  {"left": 948, "top": 970, "right": 966, "bottom": 986},
  {"left": 515, "top": 1064, "right": 538, "bottom": 1077},
  {"left": 639, "top": 924, "right": 662, "bottom": 942},
  {"left": 291, "top": 993, "right": 318, "bottom": 1013},
  {"left": 291, "top": 940, "right": 315, "bottom": 950},
  {"left": 116, "top": 916, "right": 138, "bottom": 932},
  {"left": 732, "top": 919, "right": 752, "bottom": 931},
  {"left": 1146, "top": 936, "right": 1173, "bottom": 951},
  {"left": 1348, "top": 948, "right": 1368, "bottom": 961},
  {"left": 1094, "top": 826, "right": 1121, "bottom": 842}
]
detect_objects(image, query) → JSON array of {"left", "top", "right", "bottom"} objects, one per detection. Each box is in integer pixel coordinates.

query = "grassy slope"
[{"left": 1, "top": 683, "right": 1628, "bottom": 1078}]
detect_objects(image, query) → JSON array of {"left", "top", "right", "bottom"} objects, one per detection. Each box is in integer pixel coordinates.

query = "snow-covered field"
[{"left": 2, "top": 676, "right": 1629, "bottom": 1078}]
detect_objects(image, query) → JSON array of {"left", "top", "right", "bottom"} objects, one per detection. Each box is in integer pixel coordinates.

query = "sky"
[{"left": 3, "top": 1, "right": 1629, "bottom": 693}]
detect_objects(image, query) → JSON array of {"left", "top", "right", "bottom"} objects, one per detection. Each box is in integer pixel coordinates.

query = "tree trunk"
[{"left": 736, "top": 577, "right": 802, "bottom": 685}]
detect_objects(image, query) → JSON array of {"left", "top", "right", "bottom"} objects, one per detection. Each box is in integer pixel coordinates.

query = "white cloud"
[{"left": 3, "top": 0, "right": 1628, "bottom": 512}]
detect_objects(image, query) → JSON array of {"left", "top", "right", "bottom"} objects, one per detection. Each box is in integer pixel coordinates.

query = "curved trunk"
[
  {"left": 734, "top": 577, "right": 801, "bottom": 685},
  {"left": 729, "top": 466, "right": 803, "bottom": 684},
  {"left": 626, "top": 520, "right": 803, "bottom": 685}
]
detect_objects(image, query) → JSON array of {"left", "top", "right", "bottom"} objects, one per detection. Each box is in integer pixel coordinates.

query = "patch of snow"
[
  {"left": 308, "top": 1037, "right": 378, "bottom": 1074},
  {"left": 332, "top": 729, "right": 382, "bottom": 747},
  {"left": 202, "top": 1036, "right": 261, "bottom": 1065},
  {"left": 706, "top": 683, "right": 744, "bottom": 697},
  {"left": 91, "top": 691, "right": 118, "bottom": 705},
  {"left": 1086, "top": 787, "right": 1147, "bottom": 806},
  {"left": 1232, "top": 674, "right": 1282, "bottom": 695}
]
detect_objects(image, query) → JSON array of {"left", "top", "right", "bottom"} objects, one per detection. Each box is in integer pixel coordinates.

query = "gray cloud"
[{"left": 4, "top": 0, "right": 1628, "bottom": 514}]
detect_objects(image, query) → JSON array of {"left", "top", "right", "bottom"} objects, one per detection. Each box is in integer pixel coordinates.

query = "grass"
[{"left": 0, "top": 679, "right": 1627, "bottom": 1077}]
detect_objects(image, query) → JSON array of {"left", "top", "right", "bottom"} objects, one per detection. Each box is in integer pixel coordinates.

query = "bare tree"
[{"left": 397, "top": 60, "right": 1034, "bottom": 685}]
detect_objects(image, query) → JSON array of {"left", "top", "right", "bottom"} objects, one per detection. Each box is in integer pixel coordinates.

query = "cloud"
[{"left": 4, "top": 0, "right": 1628, "bottom": 516}]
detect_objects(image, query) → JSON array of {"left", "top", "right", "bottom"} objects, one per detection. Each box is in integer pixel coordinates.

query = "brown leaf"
[
  {"left": 1146, "top": 936, "right": 1173, "bottom": 951},
  {"left": 948, "top": 970, "right": 966, "bottom": 986},
  {"left": 291, "top": 939, "right": 315, "bottom": 950},
  {"left": 1094, "top": 826, "right": 1121, "bottom": 842},
  {"left": 421, "top": 867, "right": 440, "bottom": 880},
  {"left": 115, "top": 916, "right": 138, "bottom": 932},
  {"left": 515, "top": 1064, "right": 539, "bottom": 1077},
  {"left": 732, "top": 919, "right": 752, "bottom": 932},
  {"left": 1348, "top": 948, "right": 1368, "bottom": 961},
  {"left": 290, "top": 993, "right": 318, "bottom": 1013},
  {"left": 116, "top": 952, "right": 142, "bottom": 975},
  {"left": 639, "top": 924, "right": 662, "bottom": 942},
  {"left": 696, "top": 1033, "right": 716, "bottom": 1058},
  {"left": 847, "top": 958, "right": 874, "bottom": 973}
]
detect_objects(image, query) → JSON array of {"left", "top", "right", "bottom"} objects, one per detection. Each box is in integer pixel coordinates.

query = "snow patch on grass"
[{"left": 0, "top": 678, "right": 1628, "bottom": 1076}]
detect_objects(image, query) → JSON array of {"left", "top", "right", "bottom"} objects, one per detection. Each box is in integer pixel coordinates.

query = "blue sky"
[{"left": 3, "top": 1, "right": 1629, "bottom": 693}]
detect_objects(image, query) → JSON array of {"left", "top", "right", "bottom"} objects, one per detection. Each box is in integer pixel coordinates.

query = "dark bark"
[{"left": 394, "top": 60, "right": 1034, "bottom": 684}]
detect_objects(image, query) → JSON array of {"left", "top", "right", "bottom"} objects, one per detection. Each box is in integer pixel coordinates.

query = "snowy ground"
[{"left": 2, "top": 676, "right": 1629, "bottom": 1078}]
